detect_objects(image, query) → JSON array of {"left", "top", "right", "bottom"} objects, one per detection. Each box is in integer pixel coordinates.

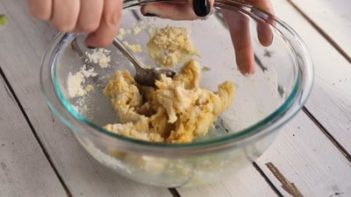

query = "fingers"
[
  {"left": 141, "top": 0, "right": 255, "bottom": 74},
  {"left": 28, "top": 0, "right": 119, "bottom": 47},
  {"left": 246, "top": 0, "right": 274, "bottom": 14},
  {"left": 141, "top": 2, "right": 197, "bottom": 20},
  {"left": 257, "top": 19, "right": 273, "bottom": 46},
  {"left": 140, "top": 0, "right": 214, "bottom": 20},
  {"left": 85, "top": 0, "right": 123, "bottom": 47},
  {"left": 51, "top": 0, "right": 80, "bottom": 32},
  {"left": 246, "top": 0, "right": 274, "bottom": 46},
  {"left": 223, "top": 0, "right": 274, "bottom": 74},
  {"left": 75, "top": 0, "right": 103, "bottom": 33},
  {"left": 28, "top": 0, "right": 214, "bottom": 47},
  {"left": 28, "top": 0, "right": 52, "bottom": 20},
  {"left": 223, "top": 10, "right": 255, "bottom": 74}
]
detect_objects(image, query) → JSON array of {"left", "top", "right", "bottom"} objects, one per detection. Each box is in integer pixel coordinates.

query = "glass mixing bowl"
[{"left": 40, "top": 0, "right": 313, "bottom": 187}]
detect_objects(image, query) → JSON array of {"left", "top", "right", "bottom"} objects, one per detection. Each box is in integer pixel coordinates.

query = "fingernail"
[
  {"left": 143, "top": 13, "right": 158, "bottom": 17},
  {"left": 85, "top": 38, "right": 96, "bottom": 49},
  {"left": 237, "top": 55, "right": 255, "bottom": 75},
  {"left": 193, "top": 0, "right": 211, "bottom": 17}
]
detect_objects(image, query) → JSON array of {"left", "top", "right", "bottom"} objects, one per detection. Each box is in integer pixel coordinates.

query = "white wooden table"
[{"left": 1, "top": 0, "right": 351, "bottom": 196}]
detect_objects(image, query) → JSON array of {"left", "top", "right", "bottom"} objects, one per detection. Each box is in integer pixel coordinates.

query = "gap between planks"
[
  {"left": 253, "top": 2, "right": 351, "bottom": 192},
  {"left": 286, "top": 0, "right": 351, "bottom": 63},
  {"left": 173, "top": 105, "right": 351, "bottom": 197},
  {"left": 249, "top": 105, "right": 351, "bottom": 196},
  {"left": 168, "top": 188, "right": 181, "bottom": 197},
  {"left": 1, "top": 60, "right": 175, "bottom": 196},
  {"left": 302, "top": 107, "right": 351, "bottom": 162},
  {"left": 0, "top": 65, "right": 72, "bottom": 196},
  {"left": 2, "top": 1, "right": 347, "bottom": 196},
  {"left": 1, "top": 0, "right": 277, "bottom": 196},
  {"left": 252, "top": 162, "right": 283, "bottom": 197}
]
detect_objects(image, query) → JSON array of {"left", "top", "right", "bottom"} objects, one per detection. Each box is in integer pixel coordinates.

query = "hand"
[
  {"left": 141, "top": 0, "right": 274, "bottom": 74},
  {"left": 28, "top": 0, "right": 273, "bottom": 74},
  {"left": 27, "top": 0, "right": 123, "bottom": 47},
  {"left": 27, "top": 0, "right": 209, "bottom": 48}
]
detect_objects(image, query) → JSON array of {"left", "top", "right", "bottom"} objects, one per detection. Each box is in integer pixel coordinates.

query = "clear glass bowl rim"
[{"left": 40, "top": 0, "right": 314, "bottom": 154}]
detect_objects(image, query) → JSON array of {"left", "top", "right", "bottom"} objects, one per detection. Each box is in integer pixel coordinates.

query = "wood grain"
[
  {"left": 271, "top": 0, "right": 351, "bottom": 153},
  {"left": 251, "top": 1, "right": 351, "bottom": 195},
  {"left": 0, "top": 75, "right": 66, "bottom": 196},
  {"left": 0, "top": 0, "right": 284, "bottom": 196},
  {"left": 1, "top": 0, "right": 350, "bottom": 196},
  {"left": 0, "top": 0, "right": 172, "bottom": 196},
  {"left": 290, "top": 0, "right": 351, "bottom": 59},
  {"left": 182, "top": 1, "right": 351, "bottom": 194},
  {"left": 265, "top": 162, "right": 303, "bottom": 197},
  {"left": 257, "top": 112, "right": 351, "bottom": 196}
]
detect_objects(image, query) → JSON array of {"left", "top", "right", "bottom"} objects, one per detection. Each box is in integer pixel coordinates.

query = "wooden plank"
[
  {"left": 0, "top": 0, "right": 280, "bottom": 196},
  {"left": 252, "top": 1, "right": 351, "bottom": 195},
  {"left": 269, "top": 0, "right": 351, "bottom": 153},
  {"left": 0, "top": 76, "right": 67, "bottom": 196},
  {"left": 178, "top": 165, "right": 278, "bottom": 197},
  {"left": 1, "top": 0, "right": 349, "bottom": 197},
  {"left": 180, "top": 0, "right": 351, "bottom": 195},
  {"left": 257, "top": 112, "right": 351, "bottom": 196},
  {"left": 0, "top": 1, "right": 172, "bottom": 196},
  {"left": 290, "top": 0, "right": 351, "bottom": 59}
]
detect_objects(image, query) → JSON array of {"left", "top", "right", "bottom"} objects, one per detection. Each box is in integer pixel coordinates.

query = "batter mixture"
[
  {"left": 147, "top": 26, "right": 197, "bottom": 67},
  {"left": 104, "top": 60, "right": 234, "bottom": 143}
]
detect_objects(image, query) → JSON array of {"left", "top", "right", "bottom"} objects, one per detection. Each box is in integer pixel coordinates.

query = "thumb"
[{"left": 140, "top": 0, "right": 213, "bottom": 20}]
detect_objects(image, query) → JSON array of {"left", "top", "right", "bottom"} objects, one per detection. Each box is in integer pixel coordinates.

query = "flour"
[
  {"left": 85, "top": 48, "right": 111, "bottom": 68},
  {"left": 67, "top": 65, "right": 97, "bottom": 98}
]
